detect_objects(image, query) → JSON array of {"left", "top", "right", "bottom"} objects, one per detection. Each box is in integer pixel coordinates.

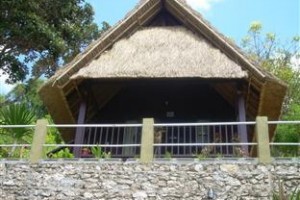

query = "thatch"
[
  {"left": 71, "top": 27, "right": 248, "bottom": 79},
  {"left": 39, "top": 0, "right": 287, "bottom": 143}
]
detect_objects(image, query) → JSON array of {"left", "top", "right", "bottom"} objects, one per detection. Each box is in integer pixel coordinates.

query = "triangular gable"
[
  {"left": 39, "top": 0, "right": 287, "bottom": 141},
  {"left": 47, "top": 0, "right": 282, "bottom": 87},
  {"left": 70, "top": 27, "right": 248, "bottom": 79}
]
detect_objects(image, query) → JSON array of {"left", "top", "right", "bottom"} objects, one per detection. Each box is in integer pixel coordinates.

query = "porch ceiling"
[{"left": 67, "top": 79, "right": 255, "bottom": 123}]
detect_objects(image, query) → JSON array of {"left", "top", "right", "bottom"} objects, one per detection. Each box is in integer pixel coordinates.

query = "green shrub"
[
  {"left": 272, "top": 181, "right": 300, "bottom": 200},
  {"left": 91, "top": 145, "right": 111, "bottom": 159},
  {"left": 50, "top": 148, "right": 74, "bottom": 159}
]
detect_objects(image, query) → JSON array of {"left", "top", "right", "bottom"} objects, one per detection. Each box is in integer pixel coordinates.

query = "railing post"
[
  {"left": 74, "top": 101, "right": 87, "bottom": 158},
  {"left": 140, "top": 118, "right": 154, "bottom": 163},
  {"left": 255, "top": 116, "right": 272, "bottom": 164},
  {"left": 30, "top": 119, "right": 48, "bottom": 163}
]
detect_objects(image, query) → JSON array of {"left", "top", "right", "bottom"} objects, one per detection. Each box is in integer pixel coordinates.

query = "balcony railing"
[
  {"left": 46, "top": 123, "right": 142, "bottom": 159},
  {"left": 153, "top": 122, "right": 256, "bottom": 158},
  {"left": 0, "top": 117, "right": 299, "bottom": 163}
]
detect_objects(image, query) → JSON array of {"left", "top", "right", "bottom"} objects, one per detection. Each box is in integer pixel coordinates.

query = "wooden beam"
[
  {"left": 237, "top": 90, "right": 248, "bottom": 154},
  {"left": 73, "top": 101, "right": 87, "bottom": 158}
]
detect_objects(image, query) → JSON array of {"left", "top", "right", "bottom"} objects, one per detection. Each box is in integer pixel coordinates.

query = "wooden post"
[
  {"left": 255, "top": 116, "right": 272, "bottom": 164},
  {"left": 74, "top": 101, "right": 87, "bottom": 158},
  {"left": 30, "top": 119, "right": 48, "bottom": 163},
  {"left": 237, "top": 92, "right": 248, "bottom": 153},
  {"left": 140, "top": 118, "right": 154, "bottom": 163}
]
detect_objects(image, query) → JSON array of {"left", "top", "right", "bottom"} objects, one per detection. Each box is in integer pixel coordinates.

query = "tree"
[
  {"left": 0, "top": 94, "right": 5, "bottom": 105},
  {"left": 4, "top": 78, "right": 47, "bottom": 118},
  {"left": 241, "top": 22, "right": 300, "bottom": 156},
  {"left": 0, "top": 0, "right": 110, "bottom": 83},
  {"left": 241, "top": 21, "right": 300, "bottom": 112}
]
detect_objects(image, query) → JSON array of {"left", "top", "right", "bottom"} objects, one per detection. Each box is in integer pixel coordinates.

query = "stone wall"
[{"left": 0, "top": 160, "right": 299, "bottom": 200}]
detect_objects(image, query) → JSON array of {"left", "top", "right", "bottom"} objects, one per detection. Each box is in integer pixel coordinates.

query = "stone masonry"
[{"left": 0, "top": 160, "right": 299, "bottom": 200}]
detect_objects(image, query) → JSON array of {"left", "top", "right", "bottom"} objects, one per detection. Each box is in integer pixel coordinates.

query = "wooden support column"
[
  {"left": 30, "top": 119, "right": 48, "bottom": 163},
  {"left": 140, "top": 118, "right": 154, "bottom": 163},
  {"left": 237, "top": 90, "right": 248, "bottom": 153},
  {"left": 255, "top": 116, "right": 272, "bottom": 163},
  {"left": 74, "top": 101, "right": 87, "bottom": 158}
]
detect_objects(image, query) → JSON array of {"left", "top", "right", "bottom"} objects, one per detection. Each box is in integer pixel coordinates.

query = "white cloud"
[
  {"left": 0, "top": 71, "right": 15, "bottom": 95},
  {"left": 291, "top": 55, "right": 300, "bottom": 70},
  {"left": 271, "top": 53, "right": 300, "bottom": 71},
  {"left": 186, "top": 0, "right": 223, "bottom": 11}
]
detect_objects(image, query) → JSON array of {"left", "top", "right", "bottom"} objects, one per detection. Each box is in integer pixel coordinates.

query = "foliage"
[
  {"left": 0, "top": 103, "right": 36, "bottom": 140},
  {"left": 273, "top": 103, "right": 300, "bottom": 157},
  {"left": 91, "top": 145, "right": 111, "bottom": 159},
  {"left": 3, "top": 78, "right": 47, "bottom": 118},
  {"left": 164, "top": 151, "right": 172, "bottom": 159},
  {"left": 0, "top": 0, "right": 110, "bottom": 83},
  {"left": 10, "top": 146, "right": 31, "bottom": 159},
  {"left": 0, "top": 146, "right": 30, "bottom": 159},
  {"left": 0, "top": 103, "right": 36, "bottom": 156},
  {"left": 272, "top": 181, "right": 300, "bottom": 200},
  {"left": 241, "top": 22, "right": 300, "bottom": 110},
  {"left": 241, "top": 22, "right": 300, "bottom": 156},
  {"left": 0, "top": 147, "right": 8, "bottom": 158},
  {"left": 43, "top": 114, "right": 74, "bottom": 159},
  {"left": 50, "top": 148, "right": 74, "bottom": 159},
  {"left": 45, "top": 115, "right": 63, "bottom": 143},
  {"left": 196, "top": 152, "right": 207, "bottom": 160},
  {"left": 0, "top": 94, "right": 5, "bottom": 104}
]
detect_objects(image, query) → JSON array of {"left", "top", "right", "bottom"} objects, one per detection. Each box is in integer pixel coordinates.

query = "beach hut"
[{"left": 39, "top": 0, "right": 287, "bottom": 158}]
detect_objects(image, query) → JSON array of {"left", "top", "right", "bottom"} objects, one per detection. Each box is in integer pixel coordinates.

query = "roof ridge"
[{"left": 43, "top": 0, "right": 286, "bottom": 88}]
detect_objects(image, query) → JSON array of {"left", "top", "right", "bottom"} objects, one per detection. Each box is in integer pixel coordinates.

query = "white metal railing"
[
  {"left": 268, "top": 121, "right": 300, "bottom": 158},
  {"left": 268, "top": 121, "right": 300, "bottom": 125},
  {"left": 43, "top": 144, "right": 141, "bottom": 147},
  {"left": 0, "top": 120, "right": 299, "bottom": 161},
  {"left": 153, "top": 143, "right": 257, "bottom": 146},
  {"left": 46, "top": 124, "right": 143, "bottom": 128},
  {"left": 154, "top": 121, "right": 256, "bottom": 126},
  {"left": 0, "top": 125, "right": 36, "bottom": 128},
  {"left": 0, "top": 125, "right": 34, "bottom": 159},
  {"left": 270, "top": 143, "right": 300, "bottom": 146},
  {"left": 153, "top": 122, "right": 256, "bottom": 158},
  {"left": 2, "top": 120, "right": 299, "bottom": 128},
  {"left": 0, "top": 144, "right": 31, "bottom": 147},
  {"left": 46, "top": 123, "right": 143, "bottom": 158}
]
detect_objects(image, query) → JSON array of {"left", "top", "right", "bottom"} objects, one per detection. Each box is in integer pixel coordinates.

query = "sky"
[
  {"left": 87, "top": 0, "right": 299, "bottom": 42},
  {"left": 0, "top": 0, "right": 299, "bottom": 95}
]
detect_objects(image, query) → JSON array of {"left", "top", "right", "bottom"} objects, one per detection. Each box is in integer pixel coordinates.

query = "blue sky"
[
  {"left": 0, "top": 0, "right": 299, "bottom": 94},
  {"left": 87, "top": 0, "right": 299, "bottom": 43}
]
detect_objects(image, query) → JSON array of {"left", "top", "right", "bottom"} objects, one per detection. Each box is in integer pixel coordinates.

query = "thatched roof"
[
  {"left": 39, "top": 0, "right": 287, "bottom": 141},
  {"left": 71, "top": 27, "right": 248, "bottom": 79}
]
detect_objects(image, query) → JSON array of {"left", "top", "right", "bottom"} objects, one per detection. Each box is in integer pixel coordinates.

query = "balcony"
[{"left": 0, "top": 117, "right": 299, "bottom": 163}]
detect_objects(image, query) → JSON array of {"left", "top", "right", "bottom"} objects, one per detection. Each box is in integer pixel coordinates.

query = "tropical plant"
[{"left": 0, "top": 103, "right": 36, "bottom": 156}]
